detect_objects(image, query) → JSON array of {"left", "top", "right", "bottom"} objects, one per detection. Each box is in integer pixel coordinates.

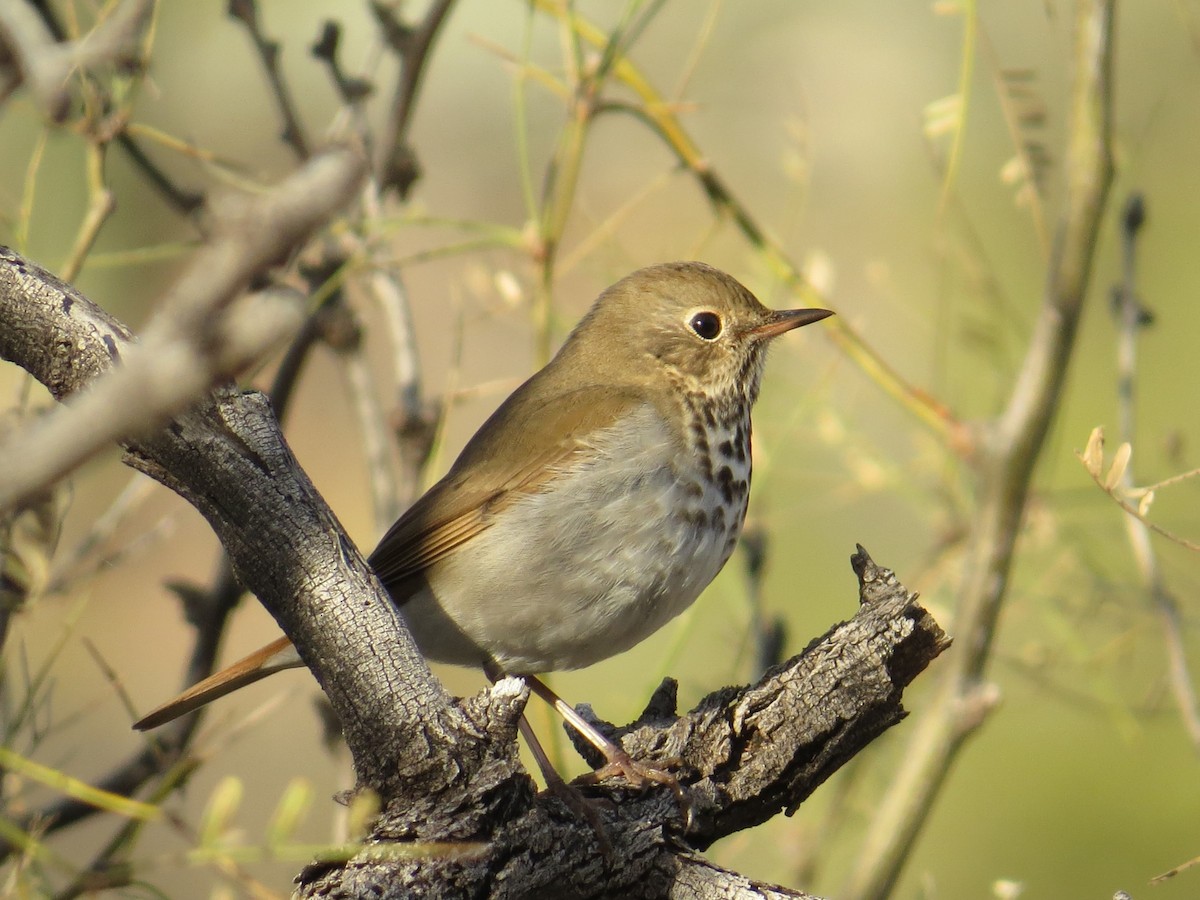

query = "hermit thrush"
[{"left": 135, "top": 261, "right": 831, "bottom": 785}]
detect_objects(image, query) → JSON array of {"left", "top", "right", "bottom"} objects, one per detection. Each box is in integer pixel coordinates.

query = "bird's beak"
[{"left": 748, "top": 307, "right": 834, "bottom": 340}]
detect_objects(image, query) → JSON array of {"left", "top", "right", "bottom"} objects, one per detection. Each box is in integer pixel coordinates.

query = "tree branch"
[
  {"left": 371, "top": 0, "right": 458, "bottom": 195},
  {"left": 0, "top": 144, "right": 366, "bottom": 513},
  {"left": 0, "top": 0, "right": 152, "bottom": 122}
]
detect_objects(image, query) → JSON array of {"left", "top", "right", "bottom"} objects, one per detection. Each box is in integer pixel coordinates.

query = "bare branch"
[
  {"left": 1108, "top": 194, "right": 1200, "bottom": 748},
  {"left": 358, "top": 263, "right": 437, "bottom": 521},
  {"left": 0, "top": 145, "right": 367, "bottom": 512},
  {"left": 371, "top": 0, "right": 457, "bottom": 195},
  {"left": 228, "top": 0, "right": 312, "bottom": 159},
  {"left": 0, "top": 0, "right": 153, "bottom": 122}
]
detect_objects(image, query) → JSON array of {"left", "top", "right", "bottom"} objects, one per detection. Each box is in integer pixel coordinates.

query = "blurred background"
[{"left": 1, "top": 1, "right": 1199, "bottom": 897}]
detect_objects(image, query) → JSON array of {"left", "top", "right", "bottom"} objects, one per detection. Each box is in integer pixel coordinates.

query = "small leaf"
[
  {"left": 267, "top": 777, "right": 313, "bottom": 846},
  {"left": 923, "top": 94, "right": 962, "bottom": 139},
  {"left": 1104, "top": 442, "right": 1132, "bottom": 490},
  {"left": 200, "top": 776, "right": 243, "bottom": 846},
  {"left": 347, "top": 787, "right": 382, "bottom": 839},
  {"left": 1081, "top": 427, "right": 1104, "bottom": 477},
  {"left": 1138, "top": 489, "right": 1156, "bottom": 517}
]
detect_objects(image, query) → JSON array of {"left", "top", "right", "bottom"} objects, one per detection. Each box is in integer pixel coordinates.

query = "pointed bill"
[{"left": 747, "top": 307, "right": 833, "bottom": 340}]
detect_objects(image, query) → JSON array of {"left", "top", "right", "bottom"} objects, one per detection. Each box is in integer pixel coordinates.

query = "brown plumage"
[{"left": 134, "top": 261, "right": 831, "bottom": 732}]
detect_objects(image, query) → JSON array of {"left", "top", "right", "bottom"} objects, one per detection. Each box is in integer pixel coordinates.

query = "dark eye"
[{"left": 689, "top": 311, "right": 722, "bottom": 340}]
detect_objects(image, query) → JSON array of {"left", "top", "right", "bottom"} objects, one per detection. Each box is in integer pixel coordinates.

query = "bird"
[{"left": 134, "top": 261, "right": 831, "bottom": 788}]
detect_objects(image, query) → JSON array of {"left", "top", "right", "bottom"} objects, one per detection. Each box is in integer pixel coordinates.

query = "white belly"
[{"left": 401, "top": 404, "right": 749, "bottom": 672}]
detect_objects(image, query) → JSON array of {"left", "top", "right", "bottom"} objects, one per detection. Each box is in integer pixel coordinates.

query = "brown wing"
[
  {"left": 134, "top": 386, "right": 655, "bottom": 730},
  {"left": 367, "top": 383, "right": 648, "bottom": 589}
]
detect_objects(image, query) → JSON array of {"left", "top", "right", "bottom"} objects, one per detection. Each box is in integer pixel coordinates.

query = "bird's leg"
[
  {"left": 515, "top": 713, "right": 614, "bottom": 856},
  {"left": 523, "top": 674, "right": 692, "bottom": 825},
  {"left": 483, "top": 661, "right": 691, "bottom": 825},
  {"left": 483, "top": 662, "right": 614, "bottom": 851}
]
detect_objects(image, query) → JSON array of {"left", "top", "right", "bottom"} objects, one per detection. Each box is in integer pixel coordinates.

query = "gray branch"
[
  {"left": 0, "top": 0, "right": 153, "bottom": 121},
  {"left": 0, "top": 144, "right": 366, "bottom": 513}
]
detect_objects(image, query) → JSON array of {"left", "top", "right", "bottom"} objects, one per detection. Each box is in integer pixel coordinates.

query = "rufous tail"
[{"left": 133, "top": 635, "right": 303, "bottom": 730}]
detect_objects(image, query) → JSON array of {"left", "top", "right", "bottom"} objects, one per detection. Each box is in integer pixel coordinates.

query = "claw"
[
  {"left": 577, "top": 747, "right": 694, "bottom": 830},
  {"left": 501, "top": 671, "right": 696, "bottom": 831}
]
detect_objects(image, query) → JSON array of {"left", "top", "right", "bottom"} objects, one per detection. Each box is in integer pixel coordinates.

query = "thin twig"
[
  {"left": 933, "top": 0, "right": 977, "bottom": 227},
  {"left": 340, "top": 333, "right": 400, "bottom": 528},
  {"left": 1110, "top": 194, "right": 1200, "bottom": 749},
  {"left": 269, "top": 256, "right": 354, "bottom": 421},
  {"left": 113, "top": 131, "right": 206, "bottom": 216},
  {"left": 981, "top": 30, "right": 1051, "bottom": 256},
  {"left": 46, "top": 475, "right": 155, "bottom": 593},
  {"left": 371, "top": 0, "right": 457, "bottom": 195},
  {"left": 0, "top": 556, "right": 244, "bottom": 856},
  {"left": 0, "top": 146, "right": 366, "bottom": 512},
  {"left": 310, "top": 21, "right": 373, "bottom": 106},
  {"left": 1083, "top": 467, "right": 1200, "bottom": 552},
  {"left": 59, "top": 144, "right": 116, "bottom": 282},
  {"left": 358, "top": 264, "right": 436, "bottom": 520},
  {"left": 228, "top": 0, "right": 311, "bottom": 160}
]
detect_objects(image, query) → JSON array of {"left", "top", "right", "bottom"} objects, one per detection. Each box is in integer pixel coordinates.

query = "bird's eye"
[{"left": 689, "top": 311, "right": 722, "bottom": 341}]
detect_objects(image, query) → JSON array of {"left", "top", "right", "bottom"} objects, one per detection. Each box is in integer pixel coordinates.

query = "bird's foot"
[
  {"left": 577, "top": 747, "right": 693, "bottom": 830},
  {"left": 515, "top": 672, "right": 693, "bottom": 829}
]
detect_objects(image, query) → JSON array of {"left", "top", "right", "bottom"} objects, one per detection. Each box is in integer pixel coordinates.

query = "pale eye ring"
[{"left": 689, "top": 311, "right": 722, "bottom": 341}]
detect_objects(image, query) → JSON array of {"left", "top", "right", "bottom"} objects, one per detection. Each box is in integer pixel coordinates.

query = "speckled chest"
[{"left": 676, "top": 389, "right": 753, "bottom": 569}]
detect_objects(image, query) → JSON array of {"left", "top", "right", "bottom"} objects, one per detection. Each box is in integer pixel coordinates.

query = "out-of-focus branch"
[
  {"left": 363, "top": 264, "right": 437, "bottom": 518},
  {"left": 0, "top": 145, "right": 367, "bottom": 512},
  {"left": 113, "top": 131, "right": 206, "bottom": 216},
  {"left": 842, "top": 4, "right": 1115, "bottom": 897},
  {"left": 26, "top": 0, "right": 205, "bottom": 218},
  {"left": 311, "top": 21, "right": 373, "bottom": 106},
  {"left": 0, "top": 0, "right": 152, "bottom": 121},
  {"left": 371, "top": 0, "right": 457, "bottom": 196},
  {"left": 330, "top": 297, "right": 403, "bottom": 525},
  {"left": 348, "top": 2, "right": 457, "bottom": 520},
  {"left": 228, "top": 0, "right": 311, "bottom": 160},
  {"left": 1108, "top": 194, "right": 1200, "bottom": 749}
]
